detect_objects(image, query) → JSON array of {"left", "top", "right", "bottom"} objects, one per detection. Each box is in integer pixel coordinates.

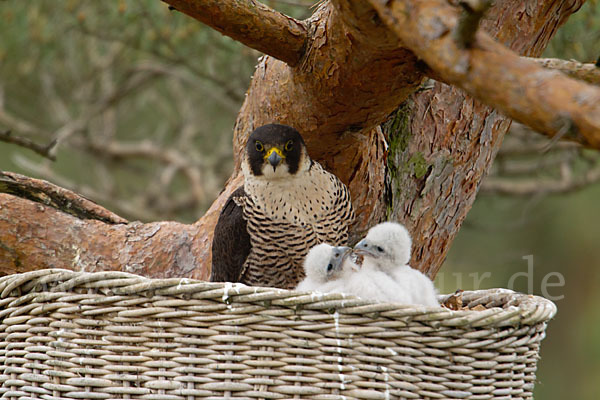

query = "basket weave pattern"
[{"left": 0, "top": 270, "right": 556, "bottom": 400}]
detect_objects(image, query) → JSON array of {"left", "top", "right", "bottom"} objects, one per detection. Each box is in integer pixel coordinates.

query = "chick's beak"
[
  {"left": 335, "top": 246, "right": 352, "bottom": 260},
  {"left": 353, "top": 239, "right": 379, "bottom": 258},
  {"left": 265, "top": 147, "right": 284, "bottom": 168},
  {"left": 330, "top": 246, "right": 351, "bottom": 271}
]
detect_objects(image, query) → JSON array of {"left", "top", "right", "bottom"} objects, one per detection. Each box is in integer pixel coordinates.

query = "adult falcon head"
[
  {"left": 211, "top": 124, "right": 354, "bottom": 289},
  {"left": 243, "top": 124, "right": 310, "bottom": 179}
]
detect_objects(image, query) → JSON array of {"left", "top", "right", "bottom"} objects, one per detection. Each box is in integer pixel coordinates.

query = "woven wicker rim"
[{"left": 0, "top": 269, "right": 557, "bottom": 328}]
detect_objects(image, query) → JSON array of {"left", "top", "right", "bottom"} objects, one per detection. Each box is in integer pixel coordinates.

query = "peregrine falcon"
[
  {"left": 354, "top": 222, "right": 439, "bottom": 306},
  {"left": 211, "top": 124, "right": 354, "bottom": 289}
]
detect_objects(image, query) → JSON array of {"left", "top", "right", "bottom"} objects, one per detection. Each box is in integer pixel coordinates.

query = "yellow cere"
[{"left": 264, "top": 147, "right": 285, "bottom": 160}]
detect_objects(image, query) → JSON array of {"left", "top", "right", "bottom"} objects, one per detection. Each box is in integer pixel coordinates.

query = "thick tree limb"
[
  {"left": 0, "top": 172, "right": 212, "bottom": 279},
  {"left": 161, "top": 0, "right": 308, "bottom": 66},
  {"left": 0, "top": 193, "right": 208, "bottom": 280},
  {"left": 529, "top": 57, "right": 600, "bottom": 85},
  {"left": 368, "top": 0, "right": 600, "bottom": 149},
  {"left": 0, "top": 171, "right": 127, "bottom": 224},
  {"left": 421, "top": 57, "right": 600, "bottom": 89}
]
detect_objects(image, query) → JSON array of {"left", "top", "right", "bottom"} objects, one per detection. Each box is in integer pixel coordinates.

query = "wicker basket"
[{"left": 0, "top": 269, "right": 556, "bottom": 400}]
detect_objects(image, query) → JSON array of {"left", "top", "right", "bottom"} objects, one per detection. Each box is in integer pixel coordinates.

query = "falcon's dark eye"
[
  {"left": 284, "top": 140, "right": 293, "bottom": 152},
  {"left": 255, "top": 141, "right": 264, "bottom": 152},
  {"left": 327, "top": 263, "right": 333, "bottom": 272},
  {"left": 376, "top": 246, "right": 385, "bottom": 253}
]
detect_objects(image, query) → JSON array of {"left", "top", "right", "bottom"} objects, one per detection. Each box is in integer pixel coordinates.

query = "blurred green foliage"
[
  {"left": 0, "top": 1, "right": 250, "bottom": 220},
  {"left": 1, "top": 0, "right": 599, "bottom": 399},
  {"left": 544, "top": 0, "right": 599, "bottom": 61}
]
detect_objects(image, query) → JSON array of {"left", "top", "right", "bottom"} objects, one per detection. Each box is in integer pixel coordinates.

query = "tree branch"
[
  {"left": 0, "top": 171, "right": 127, "bottom": 224},
  {"left": 481, "top": 161, "right": 600, "bottom": 196},
  {"left": 528, "top": 57, "right": 600, "bottom": 85},
  {"left": 12, "top": 155, "right": 163, "bottom": 222},
  {"left": 368, "top": 0, "right": 600, "bottom": 149},
  {"left": 161, "top": 0, "right": 308, "bottom": 66},
  {"left": 0, "top": 129, "right": 57, "bottom": 161},
  {"left": 78, "top": 140, "right": 208, "bottom": 205},
  {"left": 0, "top": 107, "right": 47, "bottom": 139},
  {"left": 0, "top": 191, "right": 209, "bottom": 279},
  {"left": 482, "top": 121, "right": 600, "bottom": 196}
]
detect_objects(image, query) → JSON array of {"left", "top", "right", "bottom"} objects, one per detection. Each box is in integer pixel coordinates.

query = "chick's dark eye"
[
  {"left": 284, "top": 140, "right": 293, "bottom": 152},
  {"left": 376, "top": 246, "right": 385, "bottom": 253},
  {"left": 255, "top": 141, "right": 264, "bottom": 152},
  {"left": 327, "top": 263, "right": 333, "bottom": 272}
]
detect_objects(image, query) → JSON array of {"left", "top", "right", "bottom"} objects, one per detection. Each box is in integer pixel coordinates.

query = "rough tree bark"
[
  {"left": 380, "top": 0, "right": 593, "bottom": 277},
  {"left": 0, "top": 0, "right": 595, "bottom": 280}
]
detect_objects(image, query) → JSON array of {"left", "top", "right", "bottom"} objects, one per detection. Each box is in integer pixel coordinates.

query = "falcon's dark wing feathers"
[{"left": 210, "top": 187, "right": 251, "bottom": 283}]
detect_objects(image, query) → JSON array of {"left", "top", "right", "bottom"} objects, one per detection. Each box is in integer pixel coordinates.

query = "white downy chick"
[
  {"left": 354, "top": 222, "right": 439, "bottom": 307},
  {"left": 341, "top": 260, "right": 411, "bottom": 303},
  {"left": 298, "top": 243, "right": 393, "bottom": 301},
  {"left": 296, "top": 243, "right": 354, "bottom": 293}
]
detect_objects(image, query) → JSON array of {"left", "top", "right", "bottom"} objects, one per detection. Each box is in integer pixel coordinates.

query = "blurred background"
[{"left": 0, "top": 0, "right": 598, "bottom": 398}]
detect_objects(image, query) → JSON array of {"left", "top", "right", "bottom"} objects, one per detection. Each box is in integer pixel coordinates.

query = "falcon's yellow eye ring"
[
  {"left": 255, "top": 141, "right": 264, "bottom": 152},
  {"left": 284, "top": 140, "right": 293, "bottom": 152}
]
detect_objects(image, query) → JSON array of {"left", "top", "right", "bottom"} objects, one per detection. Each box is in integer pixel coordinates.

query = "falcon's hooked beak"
[
  {"left": 330, "top": 246, "right": 352, "bottom": 272},
  {"left": 353, "top": 239, "right": 380, "bottom": 259},
  {"left": 265, "top": 147, "right": 284, "bottom": 170}
]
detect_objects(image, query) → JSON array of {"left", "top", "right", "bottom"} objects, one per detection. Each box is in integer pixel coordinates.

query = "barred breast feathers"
[
  {"left": 243, "top": 161, "right": 353, "bottom": 234},
  {"left": 239, "top": 161, "right": 354, "bottom": 288}
]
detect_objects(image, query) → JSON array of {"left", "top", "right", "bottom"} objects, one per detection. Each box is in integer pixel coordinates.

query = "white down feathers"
[{"left": 298, "top": 222, "right": 439, "bottom": 307}]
